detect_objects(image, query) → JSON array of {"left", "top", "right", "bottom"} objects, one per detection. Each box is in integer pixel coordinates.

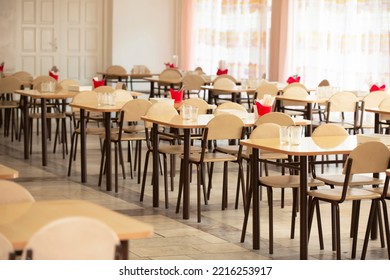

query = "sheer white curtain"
[
  {"left": 285, "top": 0, "right": 390, "bottom": 90},
  {"left": 190, "top": 0, "right": 270, "bottom": 79}
]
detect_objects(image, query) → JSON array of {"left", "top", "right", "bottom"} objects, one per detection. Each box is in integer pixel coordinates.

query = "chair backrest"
[
  {"left": 144, "top": 102, "right": 178, "bottom": 128},
  {"left": 181, "top": 98, "right": 209, "bottom": 114},
  {"left": 327, "top": 91, "right": 358, "bottom": 112},
  {"left": 255, "top": 112, "right": 295, "bottom": 126},
  {"left": 213, "top": 77, "right": 236, "bottom": 90},
  {"left": 0, "top": 233, "right": 14, "bottom": 260},
  {"left": 113, "top": 89, "right": 133, "bottom": 104},
  {"left": 0, "top": 76, "right": 23, "bottom": 93},
  {"left": 12, "top": 71, "right": 33, "bottom": 83},
  {"left": 282, "top": 82, "right": 308, "bottom": 92},
  {"left": 312, "top": 123, "right": 349, "bottom": 137},
  {"left": 362, "top": 90, "right": 390, "bottom": 109},
  {"left": 255, "top": 81, "right": 279, "bottom": 101},
  {"left": 282, "top": 86, "right": 309, "bottom": 98},
  {"left": 379, "top": 97, "right": 390, "bottom": 121},
  {"left": 215, "top": 101, "right": 247, "bottom": 112},
  {"left": 0, "top": 180, "right": 35, "bottom": 204},
  {"left": 159, "top": 68, "right": 183, "bottom": 83},
  {"left": 105, "top": 65, "right": 126, "bottom": 75},
  {"left": 181, "top": 74, "right": 206, "bottom": 91},
  {"left": 205, "top": 114, "right": 244, "bottom": 141},
  {"left": 131, "top": 65, "right": 150, "bottom": 74},
  {"left": 121, "top": 99, "right": 152, "bottom": 123},
  {"left": 32, "top": 75, "right": 57, "bottom": 89},
  {"left": 22, "top": 216, "right": 120, "bottom": 260},
  {"left": 194, "top": 66, "right": 206, "bottom": 75},
  {"left": 318, "top": 79, "right": 330, "bottom": 87},
  {"left": 212, "top": 74, "right": 237, "bottom": 84},
  {"left": 59, "top": 79, "right": 80, "bottom": 91},
  {"left": 94, "top": 85, "right": 115, "bottom": 93},
  {"left": 344, "top": 141, "right": 390, "bottom": 175},
  {"left": 246, "top": 123, "right": 280, "bottom": 155},
  {"left": 70, "top": 91, "right": 98, "bottom": 113}
]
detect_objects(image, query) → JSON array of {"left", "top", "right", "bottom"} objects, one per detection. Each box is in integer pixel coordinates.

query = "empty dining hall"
[{"left": 1, "top": 0, "right": 390, "bottom": 272}]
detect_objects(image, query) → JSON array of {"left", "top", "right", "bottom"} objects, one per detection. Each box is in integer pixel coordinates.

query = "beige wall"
[
  {"left": 0, "top": 0, "right": 18, "bottom": 73},
  {"left": 111, "top": 0, "right": 178, "bottom": 73}
]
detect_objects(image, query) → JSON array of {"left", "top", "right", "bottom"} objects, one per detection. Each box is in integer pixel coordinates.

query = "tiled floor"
[{"left": 0, "top": 121, "right": 388, "bottom": 260}]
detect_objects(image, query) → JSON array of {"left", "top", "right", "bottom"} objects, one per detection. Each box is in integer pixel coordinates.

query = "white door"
[{"left": 18, "top": 0, "right": 104, "bottom": 84}]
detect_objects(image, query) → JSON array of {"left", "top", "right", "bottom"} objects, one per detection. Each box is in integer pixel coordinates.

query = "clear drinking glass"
[
  {"left": 280, "top": 126, "right": 289, "bottom": 145},
  {"left": 289, "top": 125, "right": 303, "bottom": 145}
]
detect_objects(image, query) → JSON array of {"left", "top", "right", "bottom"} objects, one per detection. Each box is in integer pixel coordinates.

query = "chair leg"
[
  {"left": 114, "top": 142, "right": 119, "bottom": 193},
  {"left": 351, "top": 200, "right": 361, "bottom": 259},
  {"left": 206, "top": 162, "right": 214, "bottom": 200},
  {"left": 163, "top": 154, "right": 169, "bottom": 209},
  {"left": 98, "top": 141, "right": 106, "bottom": 187},
  {"left": 222, "top": 162, "right": 228, "bottom": 210},
  {"left": 140, "top": 150, "right": 151, "bottom": 202},
  {"left": 334, "top": 203, "right": 341, "bottom": 260},
  {"left": 240, "top": 180, "right": 253, "bottom": 243},
  {"left": 118, "top": 141, "right": 126, "bottom": 180},
  {"left": 67, "top": 132, "right": 76, "bottom": 176},
  {"left": 361, "top": 200, "right": 378, "bottom": 259},
  {"left": 290, "top": 188, "right": 298, "bottom": 239},
  {"left": 196, "top": 164, "right": 202, "bottom": 223},
  {"left": 267, "top": 187, "right": 273, "bottom": 254},
  {"left": 175, "top": 159, "right": 184, "bottom": 214}
]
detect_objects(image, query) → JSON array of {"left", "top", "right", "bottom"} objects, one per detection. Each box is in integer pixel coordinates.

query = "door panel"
[{"left": 18, "top": 0, "right": 103, "bottom": 84}]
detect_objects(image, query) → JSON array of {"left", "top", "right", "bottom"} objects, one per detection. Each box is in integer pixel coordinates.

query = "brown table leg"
[
  {"left": 152, "top": 123, "right": 159, "bottom": 207},
  {"left": 252, "top": 148, "right": 260, "bottom": 249},
  {"left": 80, "top": 108, "right": 87, "bottom": 183},
  {"left": 299, "top": 155, "right": 308, "bottom": 259},
  {"left": 40, "top": 98, "right": 47, "bottom": 166},
  {"left": 104, "top": 112, "right": 112, "bottom": 192}
]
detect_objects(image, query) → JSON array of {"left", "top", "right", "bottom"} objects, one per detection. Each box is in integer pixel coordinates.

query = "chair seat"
[
  {"left": 215, "top": 145, "right": 241, "bottom": 155},
  {"left": 308, "top": 187, "right": 381, "bottom": 201},
  {"left": 123, "top": 125, "right": 145, "bottom": 133},
  {"left": 29, "top": 112, "right": 65, "bottom": 119},
  {"left": 76, "top": 127, "right": 106, "bottom": 135},
  {"left": 159, "top": 144, "right": 201, "bottom": 155},
  {"left": 189, "top": 152, "right": 237, "bottom": 163},
  {"left": 260, "top": 175, "right": 324, "bottom": 189},
  {"left": 315, "top": 174, "right": 384, "bottom": 187},
  {"left": 110, "top": 132, "right": 146, "bottom": 142},
  {"left": 366, "top": 187, "right": 390, "bottom": 198},
  {"left": 0, "top": 100, "right": 19, "bottom": 108}
]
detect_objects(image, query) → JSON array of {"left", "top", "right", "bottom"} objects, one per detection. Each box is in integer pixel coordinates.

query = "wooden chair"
[
  {"left": 0, "top": 179, "right": 35, "bottom": 204},
  {"left": 104, "top": 65, "right": 128, "bottom": 86},
  {"left": 253, "top": 81, "right": 279, "bottom": 112},
  {"left": 212, "top": 76, "right": 237, "bottom": 105},
  {"left": 140, "top": 102, "right": 201, "bottom": 208},
  {"left": 157, "top": 68, "right": 183, "bottom": 97},
  {"left": 0, "top": 76, "right": 22, "bottom": 141},
  {"left": 324, "top": 91, "right": 362, "bottom": 134},
  {"left": 278, "top": 85, "right": 309, "bottom": 117},
  {"left": 176, "top": 114, "right": 246, "bottom": 222},
  {"left": 308, "top": 141, "right": 390, "bottom": 259},
  {"left": 99, "top": 99, "right": 152, "bottom": 191},
  {"left": 181, "top": 74, "right": 206, "bottom": 99},
  {"left": 11, "top": 71, "right": 33, "bottom": 89},
  {"left": 361, "top": 169, "right": 390, "bottom": 259},
  {"left": 240, "top": 123, "right": 324, "bottom": 253},
  {"left": 377, "top": 97, "right": 390, "bottom": 133},
  {"left": 22, "top": 216, "right": 121, "bottom": 260},
  {"left": 67, "top": 91, "right": 105, "bottom": 176},
  {"left": 360, "top": 90, "right": 389, "bottom": 133}
]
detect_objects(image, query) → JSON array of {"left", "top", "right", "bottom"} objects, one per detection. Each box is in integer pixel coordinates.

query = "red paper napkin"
[
  {"left": 93, "top": 79, "right": 105, "bottom": 88},
  {"left": 256, "top": 101, "right": 272, "bottom": 116},
  {"left": 49, "top": 71, "right": 59, "bottom": 80},
  {"left": 165, "top": 63, "right": 175, "bottom": 68},
  {"left": 286, "top": 76, "right": 300, "bottom": 84},
  {"left": 370, "top": 84, "right": 386, "bottom": 92},
  {"left": 0, "top": 62, "right": 4, "bottom": 72},
  {"left": 216, "top": 68, "right": 228, "bottom": 75},
  {"left": 169, "top": 88, "right": 183, "bottom": 103}
]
